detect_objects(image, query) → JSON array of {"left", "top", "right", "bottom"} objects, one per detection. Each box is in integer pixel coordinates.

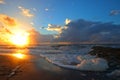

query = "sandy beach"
[
  {"left": 0, "top": 54, "right": 112, "bottom": 80},
  {"left": 0, "top": 55, "right": 63, "bottom": 80}
]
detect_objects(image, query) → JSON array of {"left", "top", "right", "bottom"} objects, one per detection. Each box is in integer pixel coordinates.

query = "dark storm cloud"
[{"left": 55, "top": 19, "right": 120, "bottom": 43}]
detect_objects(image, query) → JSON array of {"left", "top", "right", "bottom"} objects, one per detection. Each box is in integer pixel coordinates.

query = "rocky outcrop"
[{"left": 89, "top": 46, "right": 120, "bottom": 70}]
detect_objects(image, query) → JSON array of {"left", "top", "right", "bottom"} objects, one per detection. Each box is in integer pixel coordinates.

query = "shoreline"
[
  {"left": 41, "top": 55, "right": 108, "bottom": 72},
  {"left": 32, "top": 55, "right": 111, "bottom": 80},
  {"left": 0, "top": 54, "right": 110, "bottom": 80},
  {"left": 0, "top": 46, "right": 120, "bottom": 80}
]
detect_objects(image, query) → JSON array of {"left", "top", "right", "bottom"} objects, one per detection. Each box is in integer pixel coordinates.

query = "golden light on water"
[
  {"left": 12, "top": 49, "right": 29, "bottom": 60},
  {"left": 10, "top": 31, "right": 30, "bottom": 46},
  {"left": 13, "top": 53, "right": 25, "bottom": 59}
]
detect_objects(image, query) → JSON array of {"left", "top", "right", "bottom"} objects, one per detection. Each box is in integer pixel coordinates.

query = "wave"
[
  {"left": 29, "top": 45, "right": 110, "bottom": 71},
  {"left": 39, "top": 53, "right": 109, "bottom": 71}
]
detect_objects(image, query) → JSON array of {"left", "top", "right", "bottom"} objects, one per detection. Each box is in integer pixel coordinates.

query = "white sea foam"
[
  {"left": 30, "top": 45, "right": 109, "bottom": 71},
  {"left": 76, "top": 55, "right": 108, "bottom": 71},
  {"left": 39, "top": 53, "right": 108, "bottom": 71}
]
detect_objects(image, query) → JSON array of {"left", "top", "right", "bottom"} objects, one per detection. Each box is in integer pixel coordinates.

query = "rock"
[
  {"left": 107, "top": 69, "right": 120, "bottom": 77},
  {"left": 107, "top": 69, "right": 120, "bottom": 80},
  {"left": 89, "top": 46, "right": 120, "bottom": 70}
]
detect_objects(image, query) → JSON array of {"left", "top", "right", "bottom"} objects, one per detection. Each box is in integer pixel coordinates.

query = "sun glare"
[
  {"left": 13, "top": 53, "right": 25, "bottom": 59},
  {"left": 10, "top": 31, "right": 29, "bottom": 46}
]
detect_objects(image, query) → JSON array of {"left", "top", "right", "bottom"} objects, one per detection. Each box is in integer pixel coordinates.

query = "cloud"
[
  {"left": 45, "top": 8, "right": 49, "bottom": 11},
  {"left": 0, "top": 14, "right": 17, "bottom": 27},
  {"left": 30, "top": 22, "right": 34, "bottom": 25},
  {"left": 0, "top": 14, "right": 21, "bottom": 43},
  {"left": 32, "top": 8, "right": 37, "bottom": 11},
  {"left": 0, "top": 14, "right": 35, "bottom": 44},
  {"left": 0, "top": 14, "right": 53, "bottom": 44},
  {"left": 110, "top": 10, "right": 120, "bottom": 16},
  {"left": 54, "top": 19, "right": 120, "bottom": 43},
  {"left": 0, "top": 14, "right": 35, "bottom": 30},
  {"left": 45, "top": 19, "right": 70, "bottom": 34},
  {"left": 28, "top": 29, "right": 53, "bottom": 43},
  {"left": 18, "top": 6, "right": 34, "bottom": 18},
  {"left": 46, "top": 24, "right": 63, "bottom": 33},
  {"left": 65, "top": 18, "right": 71, "bottom": 25},
  {"left": 0, "top": 0, "right": 5, "bottom": 4}
]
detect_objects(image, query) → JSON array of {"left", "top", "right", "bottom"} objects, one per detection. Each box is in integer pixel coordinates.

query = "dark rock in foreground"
[{"left": 89, "top": 46, "right": 120, "bottom": 70}]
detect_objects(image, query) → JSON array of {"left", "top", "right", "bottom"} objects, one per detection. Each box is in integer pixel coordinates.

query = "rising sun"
[{"left": 10, "top": 31, "right": 29, "bottom": 46}]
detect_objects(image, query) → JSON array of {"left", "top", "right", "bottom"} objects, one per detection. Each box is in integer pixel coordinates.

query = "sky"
[{"left": 0, "top": 0, "right": 120, "bottom": 43}]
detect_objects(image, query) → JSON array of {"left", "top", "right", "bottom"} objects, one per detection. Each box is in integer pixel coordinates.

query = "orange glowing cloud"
[
  {"left": 0, "top": 14, "right": 17, "bottom": 44},
  {"left": 0, "top": 14, "right": 36, "bottom": 46},
  {"left": 0, "top": 14, "right": 17, "bottom": 27},
  {"left": 0, "top": 0, "right": 5, "bottom": 4}
]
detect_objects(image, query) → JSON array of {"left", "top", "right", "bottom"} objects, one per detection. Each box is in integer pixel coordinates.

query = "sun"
[{"left": 10, "top": 31, "right": 29, "bottom": 46}]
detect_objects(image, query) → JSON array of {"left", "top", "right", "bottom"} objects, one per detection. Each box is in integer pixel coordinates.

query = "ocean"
[
  {"left": 0, "top": 44, "right": 120, "bottom": 70},
  {"left": 0, "top": 44, "right": 120, "bottom": 71}
]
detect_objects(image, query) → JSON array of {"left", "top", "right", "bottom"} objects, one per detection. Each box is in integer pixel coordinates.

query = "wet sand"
[
  {"left": 0, "top": 55, "right": 110, "bottom": 80},
  {"left": 0, "top": 55, "right": 23, "bottom": 80}
]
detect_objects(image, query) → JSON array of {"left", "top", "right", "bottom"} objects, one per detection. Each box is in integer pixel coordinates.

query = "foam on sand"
[
  {"left": 76, "top": 55, "right": 109, "bottom": 71},
  {"left": 40, "top": 54, "right": 109, "bottom": 71}
]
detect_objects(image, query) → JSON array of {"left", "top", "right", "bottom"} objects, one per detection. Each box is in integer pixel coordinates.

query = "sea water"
[
  {"left": 29, "top": 44, "right": 120, "bottom": 71},
  {"left": 0, "top": 44, "right": 120, "bottom": 71}
]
